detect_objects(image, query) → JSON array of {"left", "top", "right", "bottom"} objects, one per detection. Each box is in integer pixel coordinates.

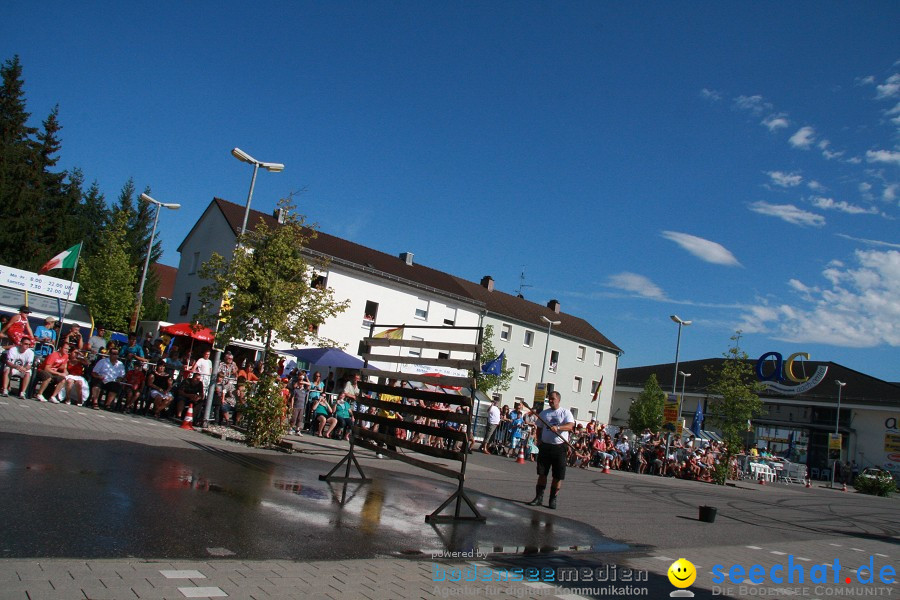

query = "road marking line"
[
  {"left": 654, "top": 556, "right": 674, "bottom": 561},
  {"left": 205, "top": 547, "right": 235, "bottom": 557},
  {"left": 742, "top": 580, "right": 761, "bottom": 586},
  {"left": 875, "top": 553, "right": 888, "bottom": 558},
  {"left": 161, "top": 570, "right": 206, "bottom": 579},
  {"left": 746, "top": 546, "right": 763, "bottom": 550},
  {"left": 797, "top": 557, "right": 812, "bottom": 562},
  {"left": 522, "top": 582, "right": 556, "bottom": 590},
  {"left": 850, "top": 548, "right": 863, "bottom": 552},
  {"left": 771, "top": 551, "right": 787, "bottom": 556},
  {"left": 829, "top": 543, "right": 842, "bottom": 547},
  {"left": 178, "top": 587, "right": 226, "bottom": 598}
]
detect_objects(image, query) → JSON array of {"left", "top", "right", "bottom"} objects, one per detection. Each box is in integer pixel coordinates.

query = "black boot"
[
  {"left": 527, "top": 493, "right": 544, "bottom": 506},
  {"left": 548, "top": 496, "right": 557, "bottom": 509}
]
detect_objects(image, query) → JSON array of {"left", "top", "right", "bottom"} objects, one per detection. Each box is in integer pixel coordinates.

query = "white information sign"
[{"left": 0, "top": 265, "right": 79, "bottom": 300}]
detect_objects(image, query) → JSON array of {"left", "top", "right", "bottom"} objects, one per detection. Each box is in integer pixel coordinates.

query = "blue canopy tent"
[{"left": 282, "top": 347, "right": 368, "bottom": 370}]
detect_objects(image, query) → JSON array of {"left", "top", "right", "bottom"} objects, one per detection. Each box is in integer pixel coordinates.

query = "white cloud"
[
  {"left": 700, "top": 88, "right": 722, "bottom": 101},
  {"left": 789, "top": 126, "right": 816, "bottom": 149},
  {"left": 807, "top": 180, "right": 826, "bottom": 192},
  {"left": 766, "top": 170, "right": 803, "bottom": 187},
  {"left": 748, "top": 201, "right": 825, "bottom": 227},
  {"left": 660, "top": 231, "right": 742, "bottom": 267},
  {"left": 866, "top": 149, "right": 900, "bottom": 166},
  {"left": 836, "top": 233, "right": 900, "bottom": 249},
  {"left": 733, "top": 95, "right": 771, "bottom": 115},
  {"left": 883, "top": 183, "right": 898, "bottom": 203},
  {"left": 856, "top": 75, "right": 875, "bottom": 86},
  {"left": 738, "top": 250, "right": 900, "bottom": 347},
  {"left": 887, "top": 102, "right": 900, "bottom": 116},
  {"left": 761, "top": 113, "right": 789, "bottom": 131},
  {"left": 605, "top": 272, "right": 667, "bottom": 300},
  {"left": 845, "top": 156, "right": 862, "bottom": 164},
  {"left": 822, "top": 148, "right": 845, "bottom": 160},
  {"left": 875, "top": 73, "right": 900, "bottom": 99},
  {"left": 810, "top": 196, "right": 878, "bottom": 215}
]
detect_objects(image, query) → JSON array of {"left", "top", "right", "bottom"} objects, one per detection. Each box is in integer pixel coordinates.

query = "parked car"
[{"left": 858, "top": 467, "right": 894, "bottom": 481}]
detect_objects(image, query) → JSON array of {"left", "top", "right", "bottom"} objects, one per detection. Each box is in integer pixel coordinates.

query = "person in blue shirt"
[
  {"left": 33, "top": 317, "right": 58, "bottom": 357},
  {"left": 120, "top": 333, "right": 147, "bottom": 367}
]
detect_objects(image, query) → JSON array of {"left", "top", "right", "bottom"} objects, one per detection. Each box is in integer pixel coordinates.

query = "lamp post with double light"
[
  {"left": 231, "top": 147, "right": 284, "bottom": 237},
  {"left": 831, "top": 380, "right": 846, "bottom": 489},
  {"left": 130, "top": 194, "right": 180, "bottom": 332},
  {"left": 677, "top": 370, "right": 691, "bottom": 422}
]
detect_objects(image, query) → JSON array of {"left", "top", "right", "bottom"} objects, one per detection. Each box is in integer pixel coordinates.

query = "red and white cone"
[
  {"left": 603, "top": 458, "right": 611, "bottom": 474},
  {"left": 758, "top": 472, "right": 765, "bottom": 485},
  {"left": 841, "top": 482, "right": 847, "bottom": 492},
  {"left": 805, "top": 475, "right": 811, "bottom": 488},
  {"left": 516, "top": 445, "right": 526, "bottom": 464},
  {"left": 180, "top": 405, "right": 195, "bottom": 430}
]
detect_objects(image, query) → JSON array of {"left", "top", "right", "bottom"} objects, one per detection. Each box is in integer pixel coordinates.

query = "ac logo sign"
[{"left": 756, "top": 351, "right": 828, "bottom": 396}]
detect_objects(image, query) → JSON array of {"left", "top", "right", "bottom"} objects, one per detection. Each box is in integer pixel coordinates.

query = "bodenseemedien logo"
[{"left": 668, "top": 558, "right": 696, "bottom": 597}]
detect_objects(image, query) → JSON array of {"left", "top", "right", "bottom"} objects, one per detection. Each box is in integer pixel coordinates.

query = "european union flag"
[
  {"left": 481, "top": 350, "right": 505, "bottom": 376},
  {"left": 690, "top": 403, "right": 704, "bottom": 437}
]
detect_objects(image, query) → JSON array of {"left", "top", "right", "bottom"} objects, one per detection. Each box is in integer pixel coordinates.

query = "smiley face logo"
[{"left": 667, "top": 558, "right": 696, "bottom": 588}]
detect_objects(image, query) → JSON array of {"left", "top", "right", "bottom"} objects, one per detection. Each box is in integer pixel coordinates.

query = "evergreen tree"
[
  {"left": 628, "top": 373, "right": 666, "bottom": 434},
  {"left": 475, "top": 324, "right": 514, "bottom": 394}
]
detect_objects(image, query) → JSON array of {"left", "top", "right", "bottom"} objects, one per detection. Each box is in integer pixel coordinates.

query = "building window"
[
  {"left": 594, "top": 351, "right": 603, "bottom": 367},
  {"left": 179, "top": 293, "right": 191, "bottom": 316},
  {"left": 591, "top": 380, "right": 601, "bottom": 395},
  {"left": 408, "top": 336, "right": 424, "bottom": 357},
  {"left": 518, "top": 363, "right": 530, "bottom": 381},
  {"left": 549, "top": 350, "right": 559, "bottom": 373},
  {"left": 438, "top": 351, "right": 449, "bottom": 360},
  {"left": 523, "top": 330, "right": 534, "bottom": 347},
  {"left": 500, "top": 324, "right": 511, "bottom": 341},
  {"left": 444, "top": 306, "right": 457, "bottom": 326},
  {"left": 363, "top": 300, "right": 378, "bottom": 327},
  {"left": 546, "top": 382, "right": 555, "bottom": 394},
  {"left": 571, "top": 407, "right": 579, "bottom": 420},
  {"left": 577, "top": 346, "right": 586, "bottom": 361},
  {"left": 415, "top": 298, "right": 429, "bottom": 320},
  {"left": 573, "top": 376, "right": 582, "bottom": 393},
  {"left": 189, "top": 252, "right": 200, "bottom": 275},
  {"left": 311, "top": 274, "right": 327, "bottom": 289},
  {"left": 515, "top": 396, "right": 525, "bottom": 407}
]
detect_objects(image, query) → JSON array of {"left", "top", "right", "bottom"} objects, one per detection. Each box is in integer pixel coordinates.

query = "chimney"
[
  {"left": 273, "top": 208, "right": 286, "bottom": 224},
  {"left": 399, "top": 252, "right": 414, "bottom": 266},
  {"left": 480, "top": 275, "right": 494, "bottom": 292},
  {"left": 547, "top": 299, "right": 560, "bottom": 314}
]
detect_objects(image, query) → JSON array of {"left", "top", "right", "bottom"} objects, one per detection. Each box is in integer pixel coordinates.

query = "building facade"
[{"left": 170, "top": 198, "right": 621, "bottom": 419}]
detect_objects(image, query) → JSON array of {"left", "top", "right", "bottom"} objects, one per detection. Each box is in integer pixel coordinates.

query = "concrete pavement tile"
[
  {"left": 81, "top": 587, "right": 138, "bottom": 600},
  {"left": 263, "top": 577, "right": 308, "bottom": 587},
  {"left": 0, "top": 590, "right": 28, "bottom": 600},
  {"left": 18, "top": 591, "right": 85, "bottom": 600},
  {"left": 130, "top": 584, "right": 185, "bottom": 599}
]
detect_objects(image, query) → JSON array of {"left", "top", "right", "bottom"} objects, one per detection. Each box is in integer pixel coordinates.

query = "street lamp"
[
  {"left": 130, "top": 193, "right": 180, "bottom": 331},
  {"left": 832, "top": 380, "right": 847, "bottom": 488},
  {"left": 670, "top": 315, "right": 692, "bottom": 396},
  {"left": 231, "top": 147, "right": 284, "bottom": 237},
  {"left": 677, "top": 371, "right": 691, "bottom": 420},
  {"left": 539, "top": 315, "right": 561, "bottom": 384}
]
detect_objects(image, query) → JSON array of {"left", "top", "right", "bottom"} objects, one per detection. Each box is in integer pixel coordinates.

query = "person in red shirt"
[
  {"left": 34, "top": 342, "right": 70, "bottom": 402},
  {"left": 61, "top": 348, "right": 90, "bottom": 405},
  {"left": 121, "top": 363, "right": 147, "bottom": 412},
  {"left": 0, "top": 306, "right": 35, "bottom": 348}
]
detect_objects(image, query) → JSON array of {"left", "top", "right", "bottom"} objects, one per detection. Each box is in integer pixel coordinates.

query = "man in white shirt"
[
  {"left": 89, "top": 348, "right": 127, "bottom": 409},
  {"left": 193, "top": 349, "right": 213, "bottom": 391},
  {"left": 481, "top": 399, "right": 501, "bottom": 454},
  {"left": 2, "top": 337, "right": 35, "bottom": 398},
  {"left": 527, "top": 391, "right": 575, "bottom": 509}
]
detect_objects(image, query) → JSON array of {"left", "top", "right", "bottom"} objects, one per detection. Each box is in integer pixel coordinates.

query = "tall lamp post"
[
  {"left": 832, "top": 380, "right": 846, "bottom": 489},
  {"left": 130, "top": 193, "right": 180, "bottom": 332},
  {"left": 677, "top": 371, "right": 691, "bottom": 422},
  {"left": 231, "top": 147, "right": 285, "bottom": 237},
  {"left": 670, "top": 315, "right": 692, "bottom": 396},
  {"left": 540, "top": 315, "right": 561, "bottom": 386}
]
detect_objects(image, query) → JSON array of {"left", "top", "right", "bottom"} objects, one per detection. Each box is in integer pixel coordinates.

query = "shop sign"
[{"left": 755, "top": 351, "right": 828, "bottom": 395}]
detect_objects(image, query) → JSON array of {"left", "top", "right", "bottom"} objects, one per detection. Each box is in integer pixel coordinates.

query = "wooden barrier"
[{"left": 319, "top": 325, "right": 485, "bottom": 522}]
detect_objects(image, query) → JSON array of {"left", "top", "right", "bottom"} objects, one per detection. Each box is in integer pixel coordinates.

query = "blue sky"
[{"left": 4, "top": 2, "right": 899, "bottom": 381}]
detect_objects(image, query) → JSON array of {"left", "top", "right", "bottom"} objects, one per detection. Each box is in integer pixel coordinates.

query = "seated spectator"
[
  {"left": 146, "top": 362, "right": 174, "bottom": 418},
  {"left": 90, "top": 348, "right": 127, "bottom": 409},
  {"left": 175, "top": 371, "right": 204, "bottom": 420},
  {"left": 121, "top": 362, "right": 147, "bottom": 412},
  {"left": 120, "top": 333, "right": 148, "bottom": 367},
  {"left": 34, "top": 342, "right": 70, "bottom": 402},
  {"left": 333, "top": 394, "right": 354, "bottom": 440},
  {"left": 238, "top": 361, "right": 258, "bottom": 383},
  {"left": 312, "top": 394, "right": 337, "bottom": 437},
  {"left": 34, "top": 317, "right": 58, "bottom": 353},
  {"left": 0, "top": 306, "right": 35, "bottom": 349},
  {"left": 61, "top": 347, "right": 90, "bottom": 405},
  {"left": 1, "top": 336, "right": 35, "bottom": 398},
  {"left": 233, "top": 378, "right": 248, "bottom": 425},
  {"left": 87, "top": 325, "right": 107, "bottom": 357}
]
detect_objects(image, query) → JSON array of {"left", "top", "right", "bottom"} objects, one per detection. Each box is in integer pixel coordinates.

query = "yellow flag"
[{"left": 374, "top": 326, "right": 404, "bottom": 339}]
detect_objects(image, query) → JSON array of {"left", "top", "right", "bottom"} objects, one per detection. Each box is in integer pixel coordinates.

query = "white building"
[{"left": 170, "top": 198, "right": 621, "bottom": 419}]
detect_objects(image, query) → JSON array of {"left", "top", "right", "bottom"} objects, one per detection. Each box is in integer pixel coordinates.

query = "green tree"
[
  {"left": 628, "top": 373, "right": 665, "bottom": 433},
  {"left": 706, "top": 331, "right": 765, "bottom": 484},
  {"left": 475, "top": 324, "right": 514, "bottom": 394},
  {"left": 78, "top": 211, "right": 136, "bottom": 331},
  {"left": 196, "top": 198, "right": 350, "bottom": 447}
]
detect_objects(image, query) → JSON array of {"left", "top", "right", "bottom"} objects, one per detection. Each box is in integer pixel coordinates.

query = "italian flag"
[{"left": 38, "top": 242, "right": 82, "bottom": 275}]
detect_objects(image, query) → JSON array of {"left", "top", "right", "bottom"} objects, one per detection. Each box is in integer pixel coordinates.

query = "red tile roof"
[{"left": 150, "top": 263, "right": 177, "bottom": 300}]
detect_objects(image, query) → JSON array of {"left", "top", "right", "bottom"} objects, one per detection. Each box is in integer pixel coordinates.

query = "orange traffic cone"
[
  {"left": 516, "top": 445, "right": 526, "bottom": 464},
  {"left": 841, "top": 482, "right": 847, "bottom": 492},
  {"left": 758, "top": 472, "right": 765, "bottom": 485},
  {"left": 603, "top": 458, "right": 611, "bottom": 474},
  {"left": 181, "top": 405, "right": 195, "bottom": 430},
  {"left": 805, "top": 475, "right": 811, "bottom": 488}
]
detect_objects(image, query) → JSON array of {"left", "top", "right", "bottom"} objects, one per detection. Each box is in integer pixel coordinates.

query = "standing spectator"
[
  {"left": 193, "top": 349, "right": 213, "bottom": 391},
  {"left": 1, "top": 337, "right": 34, "bottom": 398},
  {"left": 324, "top": 371, "right": 335, "bottom": 394},
  {"left": 1, "top": 306, "right": 35, "bottom": 348},
  {"left": 34, "top": 342, "right": 70, "bottom": 402},
  {"left": 87, "top": 326, "right": 107, "bottom": 356},
  {"left": 305, "top": 371, "right": 324, "bottom": 431},
  {"left": 480, "top": 399, "right": 501, "bottom": 454},
  {"left": 288, "top": 376, "right": 309, "bottom": 435},
  {"left": 89, "top": 348, "right": 126, "bottom": 409}
]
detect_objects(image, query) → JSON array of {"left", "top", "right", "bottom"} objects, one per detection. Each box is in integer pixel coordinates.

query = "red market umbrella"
[{"left": 160, "top": 323, "right": 216, "bottom": 354}]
